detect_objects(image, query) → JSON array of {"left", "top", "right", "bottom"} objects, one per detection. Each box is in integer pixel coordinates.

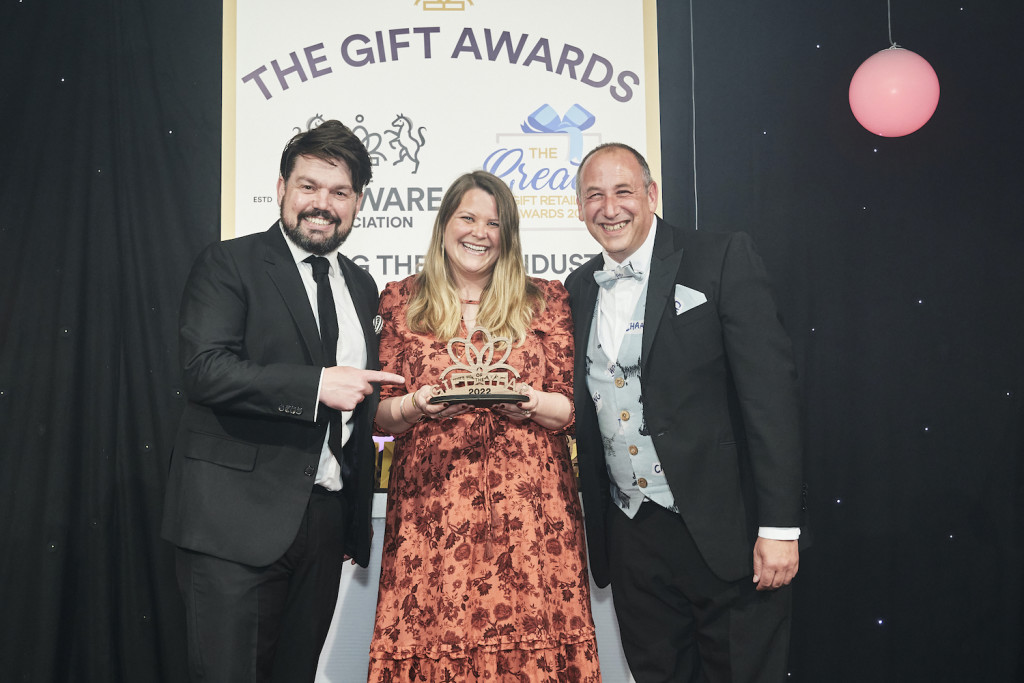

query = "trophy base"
[{"left": 428, "top": 392, "right": 528, "bottom": 407}]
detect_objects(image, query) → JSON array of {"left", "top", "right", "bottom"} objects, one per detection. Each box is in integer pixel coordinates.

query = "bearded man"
[{"left": 162, "top": 120, "right": 403, "bottom": 682}]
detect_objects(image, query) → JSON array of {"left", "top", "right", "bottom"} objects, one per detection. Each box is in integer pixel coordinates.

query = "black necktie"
[
  {"left": 305, "top": 256, "right": 343, "bottom": 463},
  {"left": 306, "top": 256, "right": 339, "bottom": 365}
]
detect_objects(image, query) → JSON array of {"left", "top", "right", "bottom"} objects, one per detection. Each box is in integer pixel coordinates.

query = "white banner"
[{"left": 225, "top": 0, "right": 660, "bottom": 286}]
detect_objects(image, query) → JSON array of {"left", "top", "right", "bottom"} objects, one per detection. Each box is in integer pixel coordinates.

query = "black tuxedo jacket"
[
  {"left": 565, "top": 218, "right": 803, "bottom": 586},
  {"left": 161, "top": 224, "right": 381, "bottom": 568}
]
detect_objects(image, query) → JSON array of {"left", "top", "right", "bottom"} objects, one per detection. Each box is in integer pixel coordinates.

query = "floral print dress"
[{"left": 368, "top": 276, "right": 601, "bottom": 682}]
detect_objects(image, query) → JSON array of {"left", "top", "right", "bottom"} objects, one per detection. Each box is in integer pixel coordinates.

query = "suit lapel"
[
  {"left": 641, "top": 218, "right": 685, "bottom": 369},
  {"left": 571, "top": 257, "right": 602, "bottom": 375},
  {"left": 261, "top": 224, "right": 323, "bottom": 364}
]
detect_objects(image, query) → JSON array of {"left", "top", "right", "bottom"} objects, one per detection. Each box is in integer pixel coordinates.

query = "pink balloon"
[{"left": 849, "top": 47, "right": 940, "bottom": 137}]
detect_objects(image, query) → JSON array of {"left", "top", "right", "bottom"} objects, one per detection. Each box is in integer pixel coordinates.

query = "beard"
[{"left": 281, "top": 208, "right": 351, "bottom": 255}]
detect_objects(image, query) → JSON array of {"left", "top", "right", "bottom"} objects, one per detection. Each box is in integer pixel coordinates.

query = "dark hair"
[
  {"left": 575, "top": 142, "right": 653, "bottom": 198},
  {"left": 278, "top": 120, "right": 373, "bottom": 193}
]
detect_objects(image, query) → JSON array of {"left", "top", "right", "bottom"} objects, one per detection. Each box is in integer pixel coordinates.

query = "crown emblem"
[{"left": 429, "top": 327, "right": 527, "bottom": 405}]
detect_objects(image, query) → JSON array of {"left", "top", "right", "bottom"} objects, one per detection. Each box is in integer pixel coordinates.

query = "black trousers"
[
  {"left": 175, "top": 488, "right": 349, "bottom": 683},
  {"left": 607, "top": 503, "right": 792, "bottom": 683}
]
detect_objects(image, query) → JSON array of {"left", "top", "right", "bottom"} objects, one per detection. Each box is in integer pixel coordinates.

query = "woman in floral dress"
[{"left": 368, "top": 171, "right": 601, "bottom": 682}]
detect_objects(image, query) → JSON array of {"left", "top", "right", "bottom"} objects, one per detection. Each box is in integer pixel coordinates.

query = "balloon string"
[
  {"left": 689, "top": 0, "right": 700, "bottom": 230},
  {"left": 887, "top": 0, "right": 902, "bottom": 49}
]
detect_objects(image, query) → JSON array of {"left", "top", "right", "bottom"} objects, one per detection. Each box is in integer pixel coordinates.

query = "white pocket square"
[{"left": 674, "top": 284, "right": 707, "bottom": 315}]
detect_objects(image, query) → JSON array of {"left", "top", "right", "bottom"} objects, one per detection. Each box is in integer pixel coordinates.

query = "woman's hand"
[
  {"left": 411, "top": 384, "right": 470, "bottom": 421},
  {"left": 377, "top": 385, "right": 468, "bottom": 434},
  {"left": 491, "top": 383, "right": 539, "bottom": 422}
]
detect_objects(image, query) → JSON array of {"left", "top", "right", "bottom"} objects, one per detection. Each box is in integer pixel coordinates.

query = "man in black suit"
[
  {"left": 162, "top": 120, "right": 404, "bottom": 682},
  {"left": 565, "top": 143, "right": 803, "bottom": 682}
]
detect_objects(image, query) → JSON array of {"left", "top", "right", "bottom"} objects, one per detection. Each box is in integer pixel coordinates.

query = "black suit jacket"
[
  {"left": 565, "top": 218, "right": 803, "bottom": 586},
  {"left": 161, "top": 224, "right": 381, "bottom": 568}
]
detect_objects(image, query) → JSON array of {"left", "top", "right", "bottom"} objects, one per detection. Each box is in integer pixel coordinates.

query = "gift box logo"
[{"left": 520, "top": 104, "right": 596, "bottom": 163}]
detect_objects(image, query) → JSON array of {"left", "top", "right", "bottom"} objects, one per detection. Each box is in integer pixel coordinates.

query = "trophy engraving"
[{"left": 428, "top": 327, "right": 528, "bottom": 405}]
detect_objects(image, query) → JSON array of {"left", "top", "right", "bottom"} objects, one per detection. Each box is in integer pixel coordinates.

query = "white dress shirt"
[
  {"left": 596, "top": 215, "right": 658, "bottom": 360},
  {"left": 281, "top": 223, "right": 367, "bottom": 491}
]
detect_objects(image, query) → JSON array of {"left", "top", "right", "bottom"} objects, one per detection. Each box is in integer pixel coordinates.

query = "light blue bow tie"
[{"left": 594, "top": 263, "right": 644, "bottom": 289}]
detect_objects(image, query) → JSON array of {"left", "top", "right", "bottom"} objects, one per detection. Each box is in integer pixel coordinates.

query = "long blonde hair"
[{"left": 406, "top": 171, "right": 543, "bottom": 342}]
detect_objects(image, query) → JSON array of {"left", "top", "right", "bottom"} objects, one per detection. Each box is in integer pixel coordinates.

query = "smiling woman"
[
  {"left": 402, "top": 171, "right": 543, "bottom": 344},
  {"left": 442, "top": 187, "right": 502, "bottom": 290},
  {"left": 366, "top": 171, "right": 600, "bottom": 682}
]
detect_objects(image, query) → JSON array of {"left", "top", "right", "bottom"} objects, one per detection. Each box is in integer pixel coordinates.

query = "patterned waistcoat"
[{"left": 586, "top": 287, "right": 677, "bottom": 518}]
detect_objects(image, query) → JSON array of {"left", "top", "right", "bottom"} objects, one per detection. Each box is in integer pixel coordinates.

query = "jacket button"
[
  {"left": 615, "top": 378, "right": 625, "bottom": 388},
  {"left": 620, "top": 410, "right": 630, "bottom": 421},
  {"left": 304, "top": 466, "right": 315, "bottom": 476},
  {"left": 277, "top": 405, "right": 286, "bottom": 412},
  {"left": 628, "top": 445, "right": 639, "bottom": 455},
  {"left": 637, "top": 477, "right": 648, "bottom": 488},
  {"left": 295, "top": 406, "right": 303, "bottom": 415}
]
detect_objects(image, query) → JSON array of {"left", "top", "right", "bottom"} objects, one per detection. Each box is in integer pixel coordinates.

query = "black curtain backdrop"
[{"left": 1, "top": 1, "right": 1021, "bottom": 681}]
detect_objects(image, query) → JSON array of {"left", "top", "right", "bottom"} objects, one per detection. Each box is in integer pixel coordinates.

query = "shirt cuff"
[
  {"left": 758, "top": 526, "right": 800, "bottom": 540},
  {"left": 313, "top": 368, "right": 325, "bottom": 422}
]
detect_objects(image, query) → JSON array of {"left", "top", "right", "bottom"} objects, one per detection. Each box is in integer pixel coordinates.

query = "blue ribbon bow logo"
[{"left": 521, "top": 104, "right": 596, "bottom": 163}]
